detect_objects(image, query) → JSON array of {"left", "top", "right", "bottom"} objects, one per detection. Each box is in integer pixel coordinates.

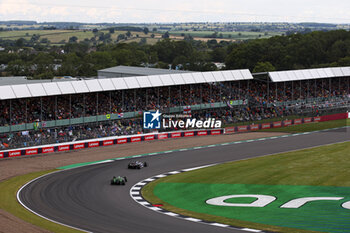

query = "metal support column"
[
  {"left": 275, "top": 82, "right": 277, "bottom": 101},
  {"left": 146, "top": 89, "right": 148, "bottom": 109},
  {"left": 122, "top": 90, "right": 125, "bottom": 111},
  {"left": 9, "top": 99, "right": 12, "bottom": 132},
  {"left": 25, "top": 99, "right": 28, "bottom": 129},
  {"left": 96, "top": 93, "right": 99, "bottom": 122},
  {"left": 168, "top": 87, "right": 171, "bottom": 113},
  {"left": 40, "top": 97, "right": 43, "bottom": 145},
  {"left": 284, "top": 82, "right": 286, "bottom": 105},
  {"left": 200, "top": 84, "right": 203, "bottom": 110},
  {"left": 179, "top": 86, "right": 182, "bottom": 106},
  {"left": 83, "top": 94, "right": 85, "bottom": 125},
  {"left": 247, "top": 80, "right": 250, "bottom": 99},
  {"left": 299, "top": 80, "right": 301, "bottom": 103},
  {"left": 109, "top": 91, "right": 112, "bottom": 113},
  {"left": 157, "top": 88, "right": 160, "bottom": 108},
  {"left": 267, "top": 79, "right": 269, "bottom": 103},
  {"left": 69, "top": 95, "right": 72, "bottom": 126},
  {"left": 55, "top": 96, "right": 57, "bottom": 123},
  {"left": 190, "top": 85, "right": 192, "bottom": 105},
  {"left": 314, "top": 79, "right": 316, "bottom": 98},
  {"left": 134, "top": 90, "right": 136, "bottom": 115},
  {"left": 239, "top": 81, "right": 241, "bottom": 100},
  {"left": 210, "top": 84, "right": 212, "bottom": 104},
  {"left": 40, "top": 97, "right": 43, "bottom": 123}
]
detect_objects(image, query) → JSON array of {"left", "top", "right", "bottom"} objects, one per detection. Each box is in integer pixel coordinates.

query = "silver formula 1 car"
[{"left": 128, "top": 161, "right": 148, "bottom": 169}]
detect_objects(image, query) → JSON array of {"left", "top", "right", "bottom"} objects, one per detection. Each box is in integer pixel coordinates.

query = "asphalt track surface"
[{"left": 19, "top": 128, "right": 349, "bottom": 233}]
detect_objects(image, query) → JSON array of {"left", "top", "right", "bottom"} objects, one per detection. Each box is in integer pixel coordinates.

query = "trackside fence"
[{"left": 0, "top": 129, "right": 223, "bottom": 159}]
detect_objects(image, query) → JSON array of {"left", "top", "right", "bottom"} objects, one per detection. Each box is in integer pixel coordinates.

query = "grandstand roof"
[
  {"left": 0, "top": 69, "right": 253, "bottom": 100},
  {"left": 268, "top": 67, "right": 350, "bottom": 82},
  {"left": 98, "top": 65, "right": 190, "bottom": 76}
]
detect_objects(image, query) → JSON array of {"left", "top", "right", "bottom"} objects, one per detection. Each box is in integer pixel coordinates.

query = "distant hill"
[
  {"left": 0, "top": 20, "right": 37, "bottom": 25},
  {"left": 298, "top": 22, "right": 337, "bottom": 28}
]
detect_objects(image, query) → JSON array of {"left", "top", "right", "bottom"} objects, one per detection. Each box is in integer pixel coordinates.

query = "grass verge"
[
  {"left": 224, "top": 115, "right": 302, "bottom": 127},
  {"left": 0, "top": 170, "right": 82, "bottom": 233},
  {"left": 142, "top": 141, "right": 350, "bottom": 233},
  {"left": 263, "top": 119, "right": 349, "bottom": 133}
]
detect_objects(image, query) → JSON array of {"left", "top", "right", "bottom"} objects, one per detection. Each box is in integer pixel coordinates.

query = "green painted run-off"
[{"left": 154, "top": 183, "right": 350, "bottom": 233}]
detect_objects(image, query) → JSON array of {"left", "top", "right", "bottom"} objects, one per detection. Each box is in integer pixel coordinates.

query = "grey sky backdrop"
[{"left": 1, "top": 0, "right": 350, "bottom": 23}]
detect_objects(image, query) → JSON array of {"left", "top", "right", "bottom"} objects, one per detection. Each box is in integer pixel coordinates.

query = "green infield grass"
[
  {"left": 225, "top": 118, "right": 349, "bottom": 133},
  {"left": 263, "top": 118, "right": 349, "bottom": 133},
  {"left": 0, "top": 170, "right": 82, "bottom": 233},
  {"left": 142, "top": 141, "right": 350, "bottom": 233},
  {"left": 224, "top": 115, "right": 302, "bottom": 127}
]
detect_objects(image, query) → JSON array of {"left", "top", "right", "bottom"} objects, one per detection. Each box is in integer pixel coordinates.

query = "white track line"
[
  {"left": 18, "top": 127, "right": 349, "bottom": 233},
  {"left": 17, "top": 171, "right": 92, "bottom": 233}
]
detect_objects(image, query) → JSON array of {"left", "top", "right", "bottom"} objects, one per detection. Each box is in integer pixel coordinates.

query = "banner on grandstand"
[
  {"left": 226, "top": 100, "right": 245, "bottom": 109},
  {"left": 183, "top": 106, "right": 191, "bottom": 115},
  {"left": 33, "top": 121, "right": 40, "bottom": 130}
]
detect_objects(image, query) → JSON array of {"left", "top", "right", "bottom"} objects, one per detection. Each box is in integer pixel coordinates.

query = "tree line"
[
  {"left": 1, "top": 30, "right": 350, "bottom": 79},
  {"left": 0, "top": 38, "right": 228, "bottom": 78},
  {"left": 226, "top": 30, "right": 350, "bottom": 72}
]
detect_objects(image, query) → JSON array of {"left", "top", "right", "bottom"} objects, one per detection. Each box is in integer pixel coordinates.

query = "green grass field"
[
  {"left": 0, "top": 170, "right": 82, "bottom": 233},
  {"left": 224, "top": 115, "right": 303, "bottom": 128},
  {"left": 0, "top": 28, "right": 283, "bottom": 44},
  {"left": 224, "top": 118, "right": 349, "bottom": 133},
  {"left": 263, "top": 118, "right": 349, "bottom": 133},
  {"left": 142, "top": 141, "right": 350, "bottom": 233},
  {"left": 0, "top": 29, "right": 161, "bottom": 44},
  {"left": 167, "top": 30, "right": 283, "bottom": 40},
  {"left": 0, "top": 30, "right": 93, "bottom": 43}
]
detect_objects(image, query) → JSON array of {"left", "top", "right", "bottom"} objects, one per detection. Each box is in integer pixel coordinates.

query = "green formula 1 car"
[{"left": 110, "top": 176, "right": 127, "bottom": 185}]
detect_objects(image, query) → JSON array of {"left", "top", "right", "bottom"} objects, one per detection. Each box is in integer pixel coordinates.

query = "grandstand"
[{"left": 0, "top": 67, "right": 349, "bottom": 150}]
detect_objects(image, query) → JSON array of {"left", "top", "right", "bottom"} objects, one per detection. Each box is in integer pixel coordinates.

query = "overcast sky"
[{"left": 1, "top": 0, "right": 350, "bottom": 24}]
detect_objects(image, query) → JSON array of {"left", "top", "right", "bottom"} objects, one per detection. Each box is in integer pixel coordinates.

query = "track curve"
[{"left": 19, "top": 128, "right": 349, "bottom": 233}]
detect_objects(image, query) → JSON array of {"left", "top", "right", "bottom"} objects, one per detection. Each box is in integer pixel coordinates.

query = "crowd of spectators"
[
  {"left": 1, "top": 99, "right": 348, "bottom": 151},
  {"left": 0, "top": 118, "right": 143, "bottom": 150},
  {"left": 0, "top": 77, "right": 349, "bottom": 126},
  {"left": 0, "top": 77, "right": 349, "bottom": 150}
]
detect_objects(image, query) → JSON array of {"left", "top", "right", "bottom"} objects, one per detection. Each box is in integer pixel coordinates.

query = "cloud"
[
  {"left": 0, "top": 0, "right": 40, "bottom": 16},
  {"left": 0, "top": 0, "right": 350, "bottom": 23}
]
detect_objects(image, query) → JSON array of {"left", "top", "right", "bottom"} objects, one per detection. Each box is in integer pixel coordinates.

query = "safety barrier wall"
[
  {"left": 224, "top": 112, "right": 348, "bottom": 134},
  {"left": 0, "top": 129, "right": 224, "bottom": 159},
  {"left": 319, "top": 112, "right": 348, "bottom": 122}
]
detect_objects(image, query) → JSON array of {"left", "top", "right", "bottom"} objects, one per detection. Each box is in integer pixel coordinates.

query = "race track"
[{"left": 19, "top": 128, "right": 349, "bottom": 233}]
